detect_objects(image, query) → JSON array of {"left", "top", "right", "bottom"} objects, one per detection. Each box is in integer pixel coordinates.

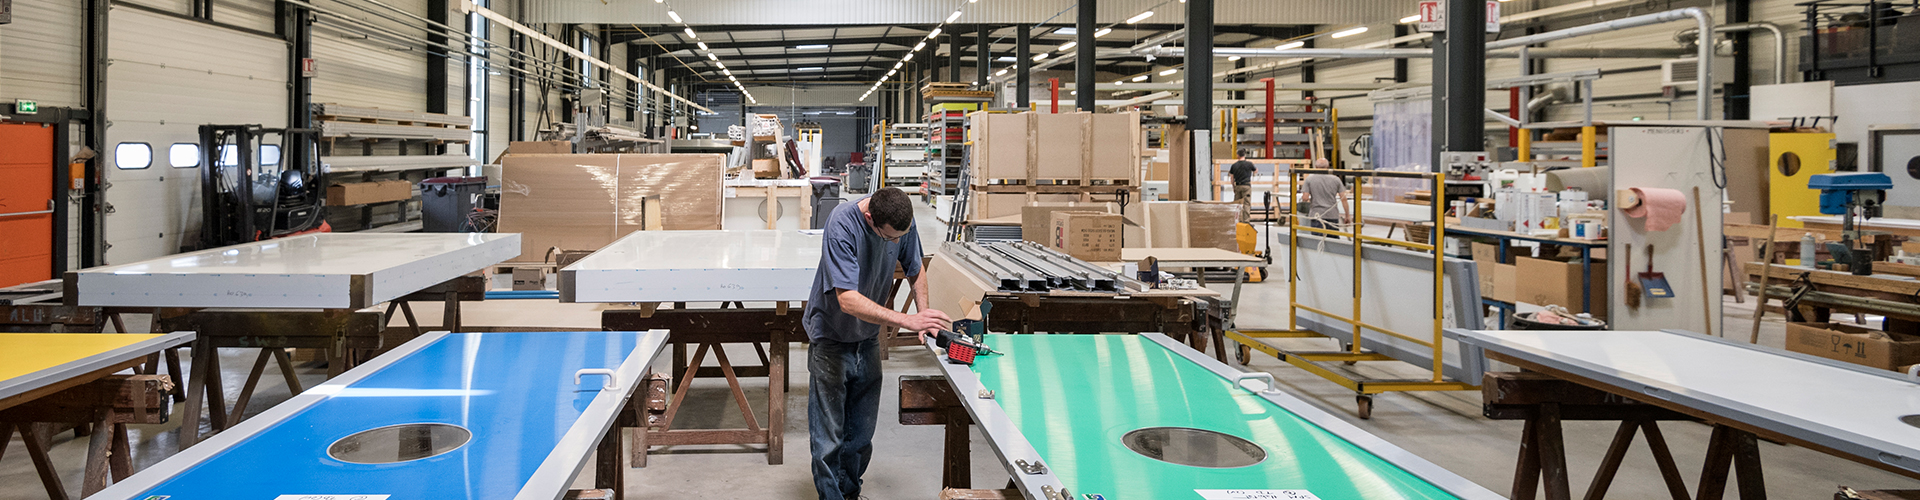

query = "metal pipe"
[{"left": 1676, "top": 22, "right": 1787, "bottom": 84}]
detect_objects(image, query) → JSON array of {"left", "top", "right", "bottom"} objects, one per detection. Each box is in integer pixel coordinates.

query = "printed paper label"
[
  {"left": 1195, "top": 490, "right": 1321, "bottom": 500},
  {"left": 272, "top": 496, "right": 390, "bottom": 500}
]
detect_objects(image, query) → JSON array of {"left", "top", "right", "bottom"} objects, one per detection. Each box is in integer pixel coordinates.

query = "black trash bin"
[
  {"left": 810, "top": 177, "right": 843, "bottom": 229},
  {"left": 420, "top": 176, "right": 487, "bottom": 232}
]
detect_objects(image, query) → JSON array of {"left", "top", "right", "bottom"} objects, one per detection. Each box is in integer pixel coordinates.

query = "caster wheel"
[
  {"left": 1340, "top": 342, "right": 1358, "bottom": 366},
  {"left": 1356, "top": 395, "right": 1374, "bottom": 420},
  {"left": 1236, "top": 344, "right": 1252, "bottom": 365}
]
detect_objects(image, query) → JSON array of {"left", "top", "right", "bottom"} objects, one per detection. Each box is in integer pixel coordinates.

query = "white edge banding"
[
  {"left": 513, "top": 330, "right": 671, "bottom": 500},
  {"left": 85, "top": 331, "right": 457, "bottom": 500},
  {"left": 1141, "top": 333, "right": 1506, "bottom": 500},
  {"left": 925, "top": 339, "right": 1068, "bottom": 499}
]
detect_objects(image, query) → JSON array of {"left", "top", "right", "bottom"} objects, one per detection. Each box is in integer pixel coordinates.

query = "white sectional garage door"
[{"left": 103, "top": 7, "right": 287, "bottom": 263}]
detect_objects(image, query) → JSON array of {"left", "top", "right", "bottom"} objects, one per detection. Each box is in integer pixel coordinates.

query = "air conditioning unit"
[{"left": 1660, "top": 57, "right": 1733, "bottom": 88}]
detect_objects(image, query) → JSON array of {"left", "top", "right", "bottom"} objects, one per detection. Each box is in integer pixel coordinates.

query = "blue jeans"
[{"left": 808, "top": 337, "right": 882, "bottom": 500}]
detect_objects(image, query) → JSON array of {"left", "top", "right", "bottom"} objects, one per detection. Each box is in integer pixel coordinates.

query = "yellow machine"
[
  {"left": 1769, "top": 132, "right": 1835, "bottom": 230},
  {"left": 1236, "top": 221, "right": 1266, "bottom": 282}
]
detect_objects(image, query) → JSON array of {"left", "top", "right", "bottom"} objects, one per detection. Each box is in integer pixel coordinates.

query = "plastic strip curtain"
[{"left": 1368, "top": 98, "right": 1432, "bottom": 203}]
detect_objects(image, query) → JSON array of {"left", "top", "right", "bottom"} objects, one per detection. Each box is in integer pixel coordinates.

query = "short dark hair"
[{"left": 868, "top": 188, "right": 914, "bottom": 232}]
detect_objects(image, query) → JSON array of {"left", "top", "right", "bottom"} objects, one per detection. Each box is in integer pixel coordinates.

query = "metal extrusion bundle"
[{"left": 944, "top": 241, "right": 1129, "bottom": 293}]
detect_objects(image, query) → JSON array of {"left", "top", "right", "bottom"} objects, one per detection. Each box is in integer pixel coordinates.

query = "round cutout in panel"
[
  {"left": 1778, "top": 152, "right": 1802, "bottom": 177},
  {"left": 1121, "top": 427, "right": 1267, "bottom": 468},
  {"left": 1907, "top": 156, "right": 1920, "bottom": 180},
  {"left": 1902, "top": 414, "right": 1920, "bottom": 429},
  {"left": 327, "top": 423, "right": 472, "bottom": 464}
]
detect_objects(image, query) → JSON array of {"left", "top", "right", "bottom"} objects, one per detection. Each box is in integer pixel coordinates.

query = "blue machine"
[
  {"left": 1807, "top": 172, "right": 1892, "bottom": 275},
  {"left": 1809, "top": 172, "right": 1893, "bottom": 215}
]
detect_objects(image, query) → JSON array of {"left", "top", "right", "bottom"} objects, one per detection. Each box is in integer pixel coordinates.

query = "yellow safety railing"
[{"left": 1227, "top": 167, "right": 1475, "bottom": 418}]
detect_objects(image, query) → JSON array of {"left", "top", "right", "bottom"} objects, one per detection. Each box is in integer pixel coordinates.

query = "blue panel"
[{"left": 135, "top": 331, "right": 649, "bottom": 500}]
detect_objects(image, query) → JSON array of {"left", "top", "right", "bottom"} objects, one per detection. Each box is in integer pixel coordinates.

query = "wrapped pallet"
[
  {"left": 498, "top": 153, "right": 725, "bottom": 258},
  {"left": 968, "top": 111, "right": 1139, "bottom": 185}
]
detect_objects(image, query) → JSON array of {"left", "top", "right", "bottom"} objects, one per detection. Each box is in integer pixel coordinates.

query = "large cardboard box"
[
  {"left": 1050, "top": 211, "right": 1122, "bottom": 262},
  {"left": 752, "top": 159, "right": 780, "bottom": 179},
  {"left": 498, "top": 153, "right": 724, "bottom": 258},
  {"left": 1786, "top": 322, "right": 1920, "bottom": 370},
  {"left": 507, "top": 141, "right": 571, "bottom": 154},
  {"left": 970, "top": 192, "right": 1082, "bottom": 220},
  {"left": 327, "top": 180, "right": 413, "bottom": 206},
  {"left": 1141, "top": 201, "right": 1241, "bottom": 250},
  {"left": 1491, "top": 263, "right": 1518, "bottom": 303},
  {"left": 970, "top": 111, "right": 1137, "bottom": 183},
  {"left": 1021, "top": 202, "right": 1118, "bottom": 243},
  {"left": 1514, "top": 256, "right": 1609, "bottom": 316}
]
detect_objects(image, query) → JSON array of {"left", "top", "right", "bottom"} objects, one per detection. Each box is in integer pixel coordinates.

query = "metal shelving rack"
[{"left": 870, "top": 121, "right": 929, "bottom": 188}]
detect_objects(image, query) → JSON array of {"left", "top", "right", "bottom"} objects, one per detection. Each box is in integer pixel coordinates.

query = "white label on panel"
[
  {"left": 272, "top": 496, "right": 390, "bottom": 500},
  {"left": 1195, "top": 490, "right": 1321, "bottom": 500}
]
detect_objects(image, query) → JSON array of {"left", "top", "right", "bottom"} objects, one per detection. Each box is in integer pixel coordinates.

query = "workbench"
[
  {"left": 1743, "top": 262, "right": 1920, "bottom": 324},
  {"left": 1, "top": 332, "right": 193, "bottom": 499},
  {"left": 1424, "top": 221, "right": 1607, "bottom": 327},
  {"left": 86, "top": 330, "right": 668, "bottom": 500},
  {"left": 1455, "top": 329, "right": 1920, "bottom": 499},
  {"left": 562, "top": 229, "right": 822, "bottom": 466},
  {"left": 68, "top": 232, "right": 521, "bottom": 446},
  {"left": 916, "top": 333, "right": 1502, "bottom": 499},
  {"left": 927, "top": 249, "right": 1228, "bottom": 359}
]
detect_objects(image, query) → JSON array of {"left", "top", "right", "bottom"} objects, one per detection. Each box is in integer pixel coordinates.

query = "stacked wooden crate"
[{"left": 964, "top": 111, "right": 1142, "bottom": 221}]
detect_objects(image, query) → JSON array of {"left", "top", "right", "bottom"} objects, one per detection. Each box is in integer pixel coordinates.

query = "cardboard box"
[
  {"left": 1146, "top": 161, "right": 1170, "bottom": 181},
  {"left": 1141, "top": 201, "right": 1241, "bottom": 250},
  {"left": 752, "top": 159, "right": 780, "bottom": 179},
  {"left": 1785, "top": 322, "right": 1920, "bottom": 371},
  {"left": 1491, "top": 263, "right": 1517, "bottom": 302},
  {"left": 327, "top": 180, "right": 413, "bottom": 206},
  {"left": 1050, "top": 211, "right": 1122, "bottom": 262},
  {"left": 969, "top": 192, "right": 1083, "bottom": 220},
  {"left": 507, "top": 141, "right": 571, "bottom": 155},
  {"left": 498, "top": 153, "right": 725, "bottom": 258},
  {"left": 1514, "top": 256, "right": 1609, "bottom": 316},
  {"left": 511, "top": 267, "right": 546, "bottom": 291},
  {"left": 1021, "top": 202, "right": 1118, "bottom": 243}
]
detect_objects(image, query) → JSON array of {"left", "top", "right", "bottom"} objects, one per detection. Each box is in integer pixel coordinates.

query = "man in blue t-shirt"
[{"left": 804, "top": 187, "right": 950, "bottom": 500}]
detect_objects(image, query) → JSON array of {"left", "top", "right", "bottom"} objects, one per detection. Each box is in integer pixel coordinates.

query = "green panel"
[
  {"left": 971, "top": 335, "right": 1463, "bottom": 500},
  {"left": 931, "top": 102, "right": 984, "bottom": 112}
]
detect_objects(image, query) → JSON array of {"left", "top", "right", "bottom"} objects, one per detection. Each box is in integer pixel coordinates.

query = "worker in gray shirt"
[
  {"left": 803, "top": 187, "right": 951, "bottom": 500},
  {"left": 1298, "top": 158, "right": 1348, "bottom": 230}
]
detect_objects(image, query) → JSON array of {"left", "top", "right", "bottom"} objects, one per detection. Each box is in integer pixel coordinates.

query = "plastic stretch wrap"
[
  {"left": 498, "top": 153, "right": 724, "bottom": 258},
  {"left": 1369, "top": 98, "right": 1434, "bottom": 203}
]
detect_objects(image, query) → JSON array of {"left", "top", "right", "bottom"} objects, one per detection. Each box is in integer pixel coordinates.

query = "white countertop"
[
  {"left": 560, "top": 230, "right": 824, "bottom": 303},
  {"left": 72, "top": 233, "right": 520, "bottom": 308}
]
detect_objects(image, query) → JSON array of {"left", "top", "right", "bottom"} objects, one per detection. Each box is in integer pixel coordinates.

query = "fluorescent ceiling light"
[
  {"left": 707, "top": 52, "right": 718, "bottom": 60},
  {"left": 1275, "top": 41, "right": 1304, "bottom": 50},
  {"left": 1227, "top": 55, "right": 1241, "bottom": 61},
  {"left": 666, "top": 10, "right": 680, "bottom": 23},
  {"left": 927, "top": 28, "right": 942, "bottom": 39},
  {"left": 1059, "top": 41, "right": 1077, "bottom": 51},
  {"left": 1400, "top": 15, "right": 1421, "bottom": 23},
  {"left": 894, "top": 61, "right": 904, "bottom": 69},
  {"left": 947, "top": 10, "right": 962, "bottom": 23},
  {"left": 697, "top": 42, "right": 708, "bottom": 50},
  {"left": 1158, "top": 68, "right": 1177, "bottom": 76},
  {"left": 996, "top": 56, "right": 1016, "bottom": 62},
  {"left": 1330, "top": 26, "right": 1368, "bottom": 38},
  {"left": 1132, "top": 75, "right": 1147, "bottom": 82},
  {"left": 1113, "top": 80, "right": 1124, "bottom": 85},
  {"left": 1126, "top": 11, "right": 1154, "bottom": 24},
  {"left": 887, "top": 69, "right": 896, "bottom": 76},
  {"left": 996, "top": 69, "right": 1008, "bottom": 76},
  {"left": 904, "top": 53, "right": 915, "bottom": 61},
  {"left": 717, "top": 61, "right": 726, "bottom": 69},
  {"left": 1055, "top": 27, "right": 1077, "bottom": 35},
  {"left": 1032, "top": 53, "right": 1048, "bottom": 61},
  {"left": 795, "top": 44, "right": 830, "bottom": 50},
  {"left": 1094, "top": 28, "right": 1112, "bottom": 38},
  {"left": 797, "top": 67, "right": 824, "bottom": 71},
  {"left": 653, "top": 0, "right": 661, "bottom": 3},
  {"left": 914, "top": 41, "right": 927, "bottom": 51},
  {"left": 685, "top": 28, "right": 697, "bottom": 38}
]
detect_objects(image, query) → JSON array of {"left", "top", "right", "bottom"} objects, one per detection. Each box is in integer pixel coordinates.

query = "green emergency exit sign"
[{"left": 14, "top": 99, "right": 36, "bottom": 114}]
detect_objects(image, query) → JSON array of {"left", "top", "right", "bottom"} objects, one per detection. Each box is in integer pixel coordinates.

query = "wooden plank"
[
  {"left": 0, "top": 359, "right": 145, "bottom": 414},
  {"left": 1743, "top": 262, "right": 1920, "bottom": 296}
]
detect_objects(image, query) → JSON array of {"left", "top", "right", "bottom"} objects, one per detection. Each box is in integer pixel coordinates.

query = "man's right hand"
[{"left": 901, "top": 309, "right": 952, "bottom": 336}]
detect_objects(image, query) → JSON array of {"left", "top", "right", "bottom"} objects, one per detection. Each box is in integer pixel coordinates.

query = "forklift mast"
[{"left": 198, "top": 124, "right": 325, "bottom": 249}]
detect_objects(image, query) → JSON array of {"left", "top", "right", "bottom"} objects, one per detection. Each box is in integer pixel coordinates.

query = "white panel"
[
  {"left": 105, "top": 8, "right": 288, "bottom": 263},
  {"left": 1608, "top": 127, "right": 1723, "bottom": 335},
  {"left": 560, "top": 230, "right": 822, "bottom": 303},
  {"left": 0, "top": 0, "right": 84, "bottom": 107},
  {"left": 1751, "top": 81, "right": 1833, "bottom": 121},
  {"left": 1834, "top": 82, "right": 1920, "bottom": 193},
  {"left": 73, "top": 233, "right": 519, "bottom": 308}
]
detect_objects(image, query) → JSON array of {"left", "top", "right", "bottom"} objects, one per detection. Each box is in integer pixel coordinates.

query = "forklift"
[{"left": 198, "top": 124, "right": 327, "bottom": 249}]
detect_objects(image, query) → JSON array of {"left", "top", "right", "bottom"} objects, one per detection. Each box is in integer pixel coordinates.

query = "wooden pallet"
[{"left": 318, "top": 115, "right": 473, "bottom": 130}]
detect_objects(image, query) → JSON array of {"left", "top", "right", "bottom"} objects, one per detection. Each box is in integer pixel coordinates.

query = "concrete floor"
[{"left": 6, "top": 198, "right": 1920, "bottom": 499}]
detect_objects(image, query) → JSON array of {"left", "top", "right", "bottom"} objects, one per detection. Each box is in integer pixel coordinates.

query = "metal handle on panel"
[
  {"left": 1230, "top": 371, "right": 1281, "bottom": 394},
  {"left": 0, "top": 209, "right": 55, "bottom": 218},
  {"left": 1908, "top": 365, "right": 1920, "bottom": 384},
  {"left": 574, "top": 368, "right": 620, "bottom": 391}
]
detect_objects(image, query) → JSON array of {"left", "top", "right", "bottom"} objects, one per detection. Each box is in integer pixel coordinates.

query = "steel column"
[
  {"left": 1185, "top": 0, "right": 1212, "bottom": 200},
  {"left": 1726, "top": 0, "right": 1751, "bottom": 120},
  {"left": 1441, "top": 0, "right": 1486, "bottom": 168},
  {"left": 1016, "top": 24, "right": 1031, "bottom": 108},
  {"left": 976, "top": 25, "right": 989, "bottom": 87},
  {"left": 425, "top": 0, "right": 449, "bottom": 114},
  {"left": 82, "top": 0, "right": 108, "bottom": 267},
  {"left": 1075, "top": 0, "right": 1095, "bottom": 112},
  {"left": 948, "top": 31, "right": 961, "bottom": 83}
]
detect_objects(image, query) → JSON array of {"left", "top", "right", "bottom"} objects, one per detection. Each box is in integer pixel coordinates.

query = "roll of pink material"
[{"left": 1623, "top": 187, "right": 1687, "bottom": 232}]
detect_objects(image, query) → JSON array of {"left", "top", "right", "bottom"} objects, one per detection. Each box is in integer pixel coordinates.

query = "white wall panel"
[
  {"left": 0, "top": 0, "right": 84, "bottom": 108},
  {"left": 211, "top": 0, "right": 277, "bottom": 32},
  {"left": 105, "top": 8, "right": 287, "bottom": 263},
  {"left": 312, "top": 0, "right": 431, "bottom": 112}
]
